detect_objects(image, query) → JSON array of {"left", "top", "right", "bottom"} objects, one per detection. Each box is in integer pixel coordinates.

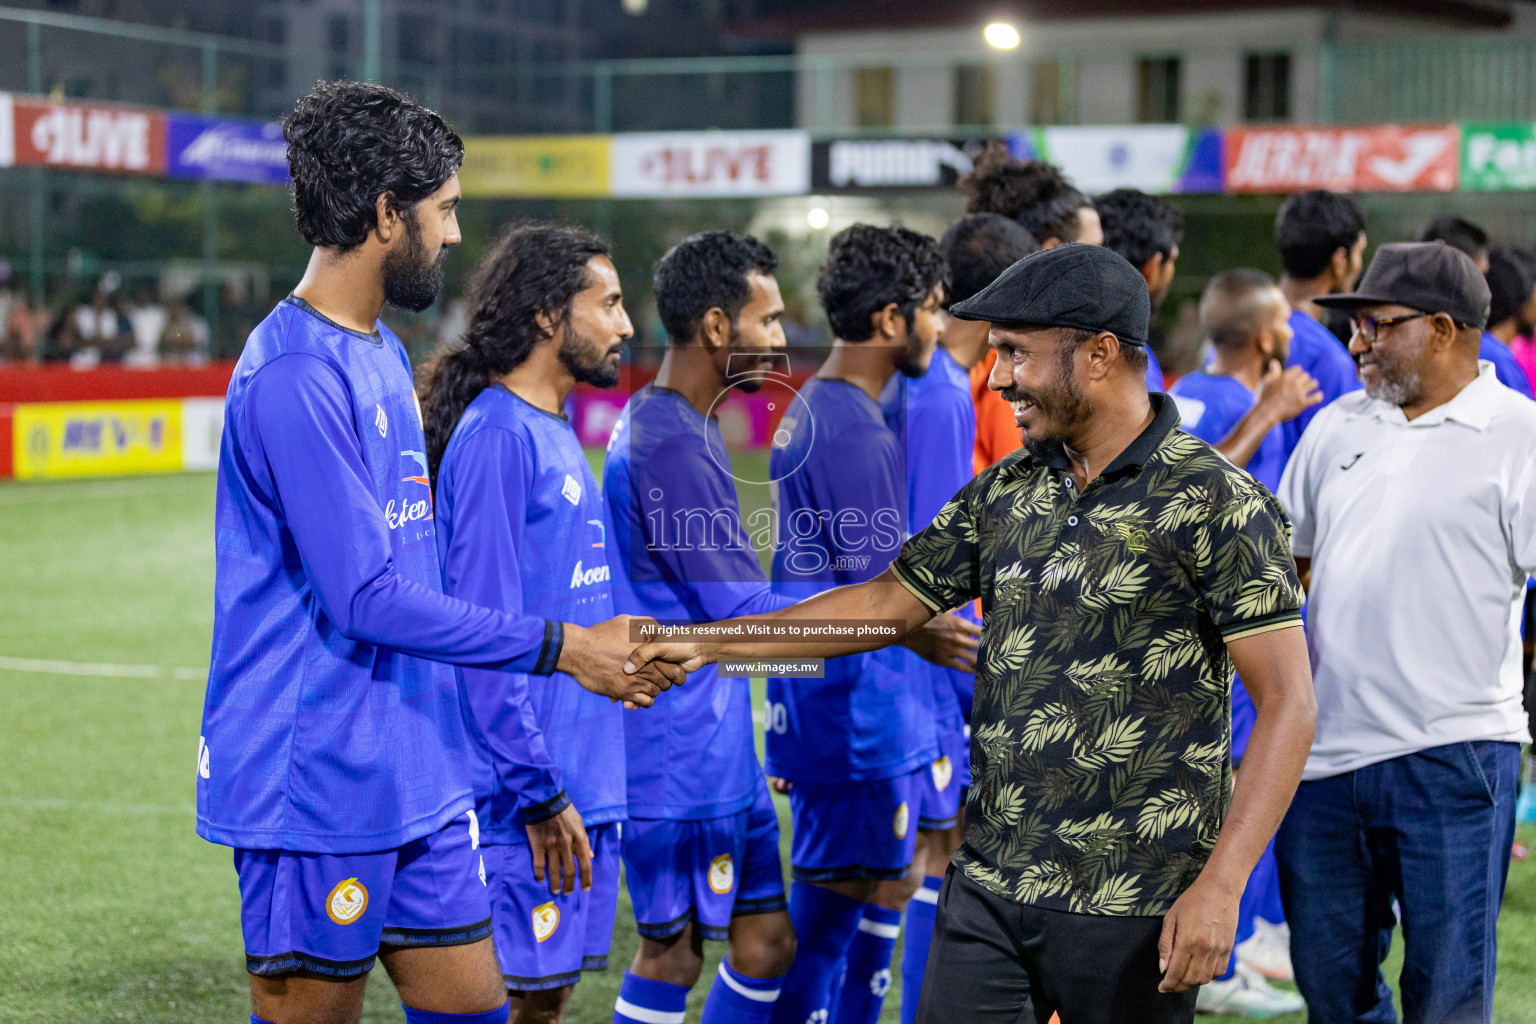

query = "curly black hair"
[
  {"left": 817, "top": 224, "right": 944, "bottom": 342},
  {"left": 939, "top": 213, "right": 1037, "bottom": 308},
  {"left": 284, "top": 80, "right": 464, "bottom": 251},
  {"left": 1095, "top": 188, "right": 1185, "bottom": 270},
  {"left": 1487, "top": 247, "right": 1533, "bottom": 327},
  {"left": 420, "top": 221, "right": 610, "bottom": 480},
  {"left": 959, "top": 141, "right": 1091, "bottom": 244},
  {"left": 1274, "top": 190, "right": 1366, "bottom": 279},
  {"left": 654, "top": 230, "right": 779, "bottom": 345}
]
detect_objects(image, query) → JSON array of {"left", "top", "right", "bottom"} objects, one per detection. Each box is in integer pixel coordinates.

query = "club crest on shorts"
[
  {"left": 893, "top": 801, "right": 910, "bottom": 839},
  {"left": 931, "top": 755, "right": 953, "bottom": 792},
  {"left": 532, "top": 901, "right": 560, "bottom": 942},
  {"left": 325, "top": 877, "right": 369, "bottom": 925},
  {"left": 708, "top": 853, "right": 735, "bottom": 895}
]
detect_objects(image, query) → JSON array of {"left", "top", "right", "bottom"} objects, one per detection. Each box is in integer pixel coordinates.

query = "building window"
[
  {"left": 954, "top": 64, "right": 994, "bottom": 127},
  {"left": 1244, "top": 52, "right": 1291, "bottom": 121},
  {"left": 1030, "top": 58, "right": 1072, "bottom": 125},
  {"left": 854, "top": 66, "right": 895, "bottom": 128},
  {"left": 1136, "top": 56, "right": 1181, "bottom": 123}
]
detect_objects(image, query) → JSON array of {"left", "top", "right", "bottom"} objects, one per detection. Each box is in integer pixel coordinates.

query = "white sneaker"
[
  {"left": 1237, "top": 918, "right": 1295, "bottom": 982},
  {"left": 1196, "top": 963, "right": 1305, "bottom": 1018}
]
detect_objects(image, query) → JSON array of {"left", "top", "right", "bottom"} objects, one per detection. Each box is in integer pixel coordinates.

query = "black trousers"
[{"left": 914, "top": 866, "right": 1198, "bottom": 1024}]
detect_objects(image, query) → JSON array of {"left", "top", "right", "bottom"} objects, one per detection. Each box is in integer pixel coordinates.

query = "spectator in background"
[
  {"left": 1419, "top": 220, "right": 1532, "bottom": 396},
  {"left": 1419, "top": 215, "right": 1491, "bottom": 272},
  {"left": 1506, "top": 247, "right": 1536, "bottom": 393},
  {"left": 1274, "top": 190, "right": 1366, "bottom": 458},
  {"left": 1278, "top": 243, "right": 1535, "bottom": 1023},
  {"left": 1095, "top": 187, "right": 1185, "bottom": 391},
  {"left": 125, "top": 288, "right": 168, "bottom": 367},
  {"left": 1485, "top": 249, "right": 1536, "bottom": 397},
  {"left": 159, "top": 296, "right": 210, "bottom": 364},
  {"left": 960, "top": 142, "right": 1102, "bottom": 247},
  {"left": 0, "top": 263, "right": 37, "bottom": 364}
]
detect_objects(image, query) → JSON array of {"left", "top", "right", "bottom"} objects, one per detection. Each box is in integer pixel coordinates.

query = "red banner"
[
  {"left": 12, "top": 96, "right": 167, "bottom": 175},
  {"left": 1224, "top": 125, "right": 1460, "bottom": 193}
]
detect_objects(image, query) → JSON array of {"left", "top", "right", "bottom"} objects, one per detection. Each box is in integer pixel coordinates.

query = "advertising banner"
[
  {"left": 609, "top": 131, "right": 810, "bottom": 197},
  {"left": 1010, "top": 125, "right": 1224, "bottom": 194},
  {"left": 1225, "top": 125, "right": 1459, "bottom": 193},
  {"left": 460, "top": 135, "right": 611, "bottom": 197},
  {"left": 13, "top": 399, "right": 183, "bottom": 480},
  {"left": 1461, "top": 123, "right": 1536, "bottom": 191},
  {"left": 12, "top": 96, "right": 167, "bottom": 175},
  {"left": 167, "top": 114, "right": 289, "bottom": 184},
  {"left": 811, "top": 138, "right": 974, "bottom": 190}
]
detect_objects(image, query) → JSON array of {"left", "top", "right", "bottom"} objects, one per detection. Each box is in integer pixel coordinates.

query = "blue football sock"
[
  {"left": 768, "top": 881, "right": 865, "bottom": 1024},
  {"left": 832, "top": 904, "right": 901, "bottom": 1024},
  {"left": 1254, "top": 840, "right": 1285, "bottom": 925},
  {"left": 613, "top": 970, "right": 689, "bottom": 1024},
  {"left": 252, "top": 1016, "right": 276, "bottom": 1024},
  {"left": 899, "top": 876, "right": 942, "bottom": 1024},
  {"left": 402, "top": 1005, "right": 510, "bottom": 1024},
  {"left": 702, "top": 957, "right": 785, "bottom": 1024}
]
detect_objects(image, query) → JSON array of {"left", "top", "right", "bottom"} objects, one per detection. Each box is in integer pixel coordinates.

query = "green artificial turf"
[{"left": 3, "top": 469, "right": 1536, "bottom": 1022}]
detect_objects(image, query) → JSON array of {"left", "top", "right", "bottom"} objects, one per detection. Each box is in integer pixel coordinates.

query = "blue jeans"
[{"left": 1274, "top": 741, "right": 1519, "bottom": 1024}]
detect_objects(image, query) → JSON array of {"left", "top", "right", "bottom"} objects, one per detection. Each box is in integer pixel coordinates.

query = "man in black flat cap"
[
  {"left": 1276, "top": 241, "right": 1536, "bottom": 1023},
  {"left": 624, "top": 243, "right": 1318, "bottom": 1023}
]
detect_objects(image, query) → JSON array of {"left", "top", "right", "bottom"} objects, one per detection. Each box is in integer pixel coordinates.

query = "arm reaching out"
[
  {"left": 624, "top": 568, "right": 938, "bottom": 676},
  {"left": 1213, "top": 361, "right": 1322, "bottom": 470}
]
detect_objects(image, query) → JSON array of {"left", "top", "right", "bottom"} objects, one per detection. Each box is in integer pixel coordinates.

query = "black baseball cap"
[
  {"left": 1315, "top": 241, "right": 1492, "bottom": 329},
  {"left": 948, "top": 242, "right": 1151, "bottom": 346}
]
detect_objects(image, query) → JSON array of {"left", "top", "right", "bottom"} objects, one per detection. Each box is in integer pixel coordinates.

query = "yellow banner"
[
  {"left": 460, "top": 135, "right": 611, "bottom": 198},
  {"left": 13, "top": 400, "right": 184, "bottom": 479}
]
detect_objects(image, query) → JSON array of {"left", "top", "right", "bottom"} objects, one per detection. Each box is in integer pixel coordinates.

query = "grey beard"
[{"left": 1366, "top": 371, "right": 1421, "bottom": 408}]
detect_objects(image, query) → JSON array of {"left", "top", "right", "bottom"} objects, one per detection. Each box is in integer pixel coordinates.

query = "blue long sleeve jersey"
[
  {"left": 1169, "top": 372, "right": 1289, "bottom": 494},
  {"left": 881, "top": 347, "right": 978, "bottom": 723},
  {"left": 197, "top": 298, "right": 561, "bottom": 854},
  {"left": 603, "top": 383, "right": 794, "bottom": 820},
  {"left": 435, "top": 385, "right": 626, "bottom": 845},
  {"left": 766, "top": 376, "right": 939, "bottom": 783}
]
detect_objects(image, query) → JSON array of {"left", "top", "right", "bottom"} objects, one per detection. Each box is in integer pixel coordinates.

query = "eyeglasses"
[{"left": 1348, "top": 312, "right": 1429, "bottom": 342}]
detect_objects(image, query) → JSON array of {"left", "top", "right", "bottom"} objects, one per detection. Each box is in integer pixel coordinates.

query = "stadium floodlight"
[
  {"left": 806, "top": 207, "right": 831, "bottom": 230},
  {"left": 984, "top": 22, "right": 1021, "bottom": 49},
  {"left": 622, "top": 0, "right": 649, "bottom": 13}
]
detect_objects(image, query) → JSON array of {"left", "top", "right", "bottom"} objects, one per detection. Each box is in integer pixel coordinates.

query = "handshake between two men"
[{"left": 557, "top": 573, "right": 979, "bottom": 707}]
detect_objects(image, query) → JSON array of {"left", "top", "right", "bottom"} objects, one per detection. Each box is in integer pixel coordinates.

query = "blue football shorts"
[
  {"left": 918, "top": 723, "right": 972, "bottom": 831},
  {"left": 484, "top": 821, "right": 621, "bottom": 992},
  {"left": 622, "top": 781, "right": 788, "bottom": 941},
  {"left": 787, "top": 767, "right": 925, "bottom": 882},
  {"left": 235, "top": 810, "right": 491, "bottom": 978}
]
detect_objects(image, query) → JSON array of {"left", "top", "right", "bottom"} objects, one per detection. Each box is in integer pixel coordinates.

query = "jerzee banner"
[
  {"left": 1461, "top": 123, "right": 1536, "bottom": 191},
  {"left": 167, "top": 114, "right": 288, "bottom": 184},
  {"left": 1010, "top": 125, "right": 1224, "bottom": 194},
  {"left": 811, "top": 139, "right": 975, "bottom": 190},
  {"left": 11, "top": 95, "right": 167, "bottom": 175},
  {"left": 1225, "top": 125, "right": 1460, "bottom": 193},
  {"left": 609, "top": 131, "right": 810, "bottom": 197},
  {"left": 459, "top": 135, "right": 611, "bottom": 197},
  {"left": 14, "top": 399, "right": 184, "bottom": 480}
]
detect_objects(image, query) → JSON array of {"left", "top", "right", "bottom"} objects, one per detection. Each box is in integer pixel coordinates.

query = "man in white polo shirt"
[{"left": 1276, "top": 241, "right": 1536, "bottom": 1023}]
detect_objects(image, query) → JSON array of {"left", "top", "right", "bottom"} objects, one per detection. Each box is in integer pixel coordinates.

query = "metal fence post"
[
  {"left": 593, "top": 65, "right": 613, "bottom": 133},
  {"left": 26, "top": 20, "right": 44, "bottom": 313},
  {"left": 201, "top": 41, "right": 220, "bottom": 352}
]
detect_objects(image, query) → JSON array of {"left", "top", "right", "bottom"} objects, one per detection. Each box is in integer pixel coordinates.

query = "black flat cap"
[
  {"left": 948, "top": 242, "right": 1151, "bottom": 346},
  {"left": 1315, "top": 241, "right": 1492, "bottom": 329}
]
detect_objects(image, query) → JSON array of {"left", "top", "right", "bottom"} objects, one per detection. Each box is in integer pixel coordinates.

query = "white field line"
[{"left": 0, "top": 655, "right": 205, "bottom": 681}]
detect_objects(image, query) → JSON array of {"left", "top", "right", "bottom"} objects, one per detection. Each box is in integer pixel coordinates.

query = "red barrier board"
[
  {"left": 0, "top": 405, "right": 12, "bottom": 479},
  {"left": 1225, "top": 125, "right": 1460, "bottom": 193},
  {"left": 12, "top": 96, "right": 168, "bottom": 175},
  {"left": 0, "top": 362, "right": 235, "bottom": 404}
]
